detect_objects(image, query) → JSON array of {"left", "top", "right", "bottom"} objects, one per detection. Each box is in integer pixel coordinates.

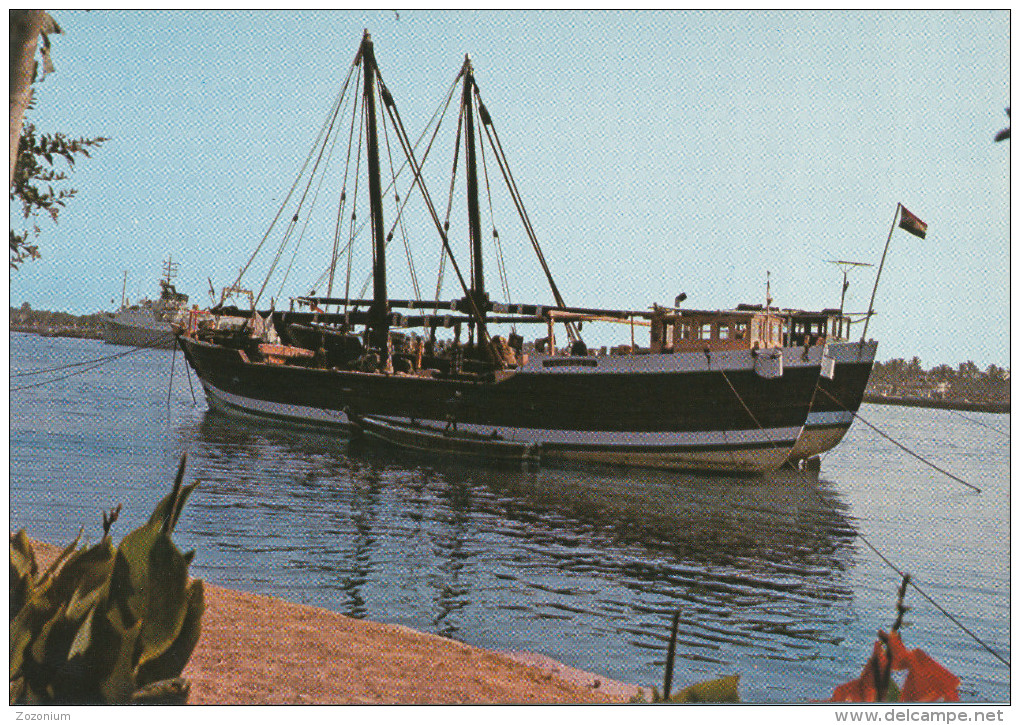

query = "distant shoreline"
[
  {"left": 10, "top": 325, "right": 104, "bottom": 340},
  {"left": 863, "top": 394, "right": 1009, "bottom": 415}
]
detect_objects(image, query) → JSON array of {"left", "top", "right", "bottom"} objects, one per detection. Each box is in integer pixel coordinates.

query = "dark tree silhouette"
[
  {"left": 10, "top": 123, "right": 108, "bottom": 268},
  {"left": 9, "top": 11, "right": 109, "bottom": 269}
]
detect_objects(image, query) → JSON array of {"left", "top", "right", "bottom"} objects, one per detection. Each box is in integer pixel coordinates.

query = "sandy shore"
[{"left": 22, "top": 538, "right": 640, "bottom": 705}]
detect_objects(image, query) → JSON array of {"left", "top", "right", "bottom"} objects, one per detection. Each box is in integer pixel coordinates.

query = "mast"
[
  {"left": 462, "top": 55, "right": 487, "bottom": 322},
  {"left": 362, "top": 30, "right": 389, "bottom": 352}
]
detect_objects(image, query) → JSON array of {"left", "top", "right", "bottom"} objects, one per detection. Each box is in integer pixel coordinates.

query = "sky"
[{"left": 8, "top": 10, "right": 1011, "bottom": 368}]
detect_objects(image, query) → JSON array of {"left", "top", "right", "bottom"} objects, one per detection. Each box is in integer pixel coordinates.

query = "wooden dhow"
[{"left": 176, "top": 32, "right": 875, "bottom": 474}]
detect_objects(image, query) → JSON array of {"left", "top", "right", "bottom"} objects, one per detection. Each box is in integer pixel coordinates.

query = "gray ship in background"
[{"left": 104, "top": 258, "right": 188, "bottom": 349}]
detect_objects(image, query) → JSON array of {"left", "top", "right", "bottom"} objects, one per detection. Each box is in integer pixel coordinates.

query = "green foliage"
[
  {"left": 630, "top": 675, "right": 741, "bottom": 704},
  {"left": 9, "top": 456, "right": 204, "bottom": 704},
  {"left": 869, "top": 356, "right": 1010, "bottom": 405},
  {"left": 10, "top": 122, "right": 109, "bottom": 269}
]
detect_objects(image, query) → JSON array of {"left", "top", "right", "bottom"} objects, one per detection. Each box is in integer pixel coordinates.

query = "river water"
[{"left": 8, "top": 333, "right": 1010, "bottom": 702}]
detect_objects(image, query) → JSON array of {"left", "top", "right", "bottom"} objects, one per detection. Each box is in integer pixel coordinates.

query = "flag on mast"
[{"left": 898, "top": 205, "right": 928, "bottom": 239}]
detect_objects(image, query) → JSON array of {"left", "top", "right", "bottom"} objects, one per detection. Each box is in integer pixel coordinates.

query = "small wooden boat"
[{"left": 354, "top": 415, "right": 541, "bottom": 465}]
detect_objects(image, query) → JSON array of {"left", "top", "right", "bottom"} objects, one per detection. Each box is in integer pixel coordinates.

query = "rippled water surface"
[{"left": 9, "top": 334, "right": 1010, "bottom": 702}]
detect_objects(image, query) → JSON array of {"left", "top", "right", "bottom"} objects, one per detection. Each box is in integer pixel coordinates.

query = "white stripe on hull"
[
  {"left": 786, "top": 340, "right": 877, "bottom": 462},
  {"left": 373, "top": 415, "right": 801, "bottom": 449},
  {"left": 788, "top": 407, "right": 860, "bottom": 461},
  {"left": 521, "top": 345, "right": 826, "bottom": 375}
]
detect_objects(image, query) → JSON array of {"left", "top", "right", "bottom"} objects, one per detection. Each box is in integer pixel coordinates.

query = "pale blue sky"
[{"left": 9, "top": 10, "right": 1010, "bottom": 367}]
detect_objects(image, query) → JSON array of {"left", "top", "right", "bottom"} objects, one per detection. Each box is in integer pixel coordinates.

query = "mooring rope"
[
  {"left": 719, "top": 368, "right": 793, "bottom": 469},
  {"left": 10, "top": 333, "right": 174, "bottom": 377},
  {"left": 850, "top": 516, "right": 1010, "bottom": 668},
  {"left": 947, "top": 408, "right": 1010, "bottom": 439},
  {"left": 818, "top": 388, "right": 982, "bottom": 494},
  {"left": 9, "top": 334, "right": 177, "bottom": 391},
  {"left": 722, "top": 372, "right": 1009, "bottom": 669}
]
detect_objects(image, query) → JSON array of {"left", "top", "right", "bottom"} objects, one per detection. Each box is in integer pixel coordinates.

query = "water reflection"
[
  {"left": 15, "top": 335, "right": 1007, "bottom": 701},
  {"left": 178, "top": 409, "right": 859, "bottom": 688}
]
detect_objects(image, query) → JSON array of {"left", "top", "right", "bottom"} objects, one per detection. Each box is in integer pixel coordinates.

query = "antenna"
[
  {"left": 162, "top": 256, "right": 179, "bottom": 283},
  {"left": 827, "top": 259, "right": 873, "bottom": 316}
]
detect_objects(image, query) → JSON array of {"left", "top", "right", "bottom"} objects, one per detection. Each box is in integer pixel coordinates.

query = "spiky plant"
[{"left": 10, "top": 456, "right": 204, "bottom": 704}]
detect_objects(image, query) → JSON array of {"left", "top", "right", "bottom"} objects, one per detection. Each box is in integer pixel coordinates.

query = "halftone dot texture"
[
  {"left": 10, "top": 11, "right": 1007, "bottom": 369},
  {"left": 10, "top": 333, "right": 1011, "bottom": 702}
]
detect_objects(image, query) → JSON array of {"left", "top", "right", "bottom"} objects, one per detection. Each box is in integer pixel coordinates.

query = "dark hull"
[
  {"left": 789, "top": 340, "right": 878, "bottom": 462},
  {"left": 178, "top": 336, "right": 824, "bottom": 473}
]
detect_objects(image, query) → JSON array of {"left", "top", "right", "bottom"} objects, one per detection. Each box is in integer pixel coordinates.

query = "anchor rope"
[
  {"left": 718, "top": 367, "right": 779, "bottom": 470},
  {"left": 720, "top": 369, "right": 1009, "bottom": 669},
  {"left": 719, "top": 367, "right": 786, "bottom": 455}
]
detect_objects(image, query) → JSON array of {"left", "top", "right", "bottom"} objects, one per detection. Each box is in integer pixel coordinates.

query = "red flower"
[{"left": 827, "top": 631, "right": 960, "bottom": 703}]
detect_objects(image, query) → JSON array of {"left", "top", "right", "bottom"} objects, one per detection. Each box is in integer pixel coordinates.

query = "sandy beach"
[{"left": 21, "top": 538, "right": 640, "bottom": 705}]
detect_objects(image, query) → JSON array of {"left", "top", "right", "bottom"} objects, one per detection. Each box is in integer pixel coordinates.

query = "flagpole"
[{"left": 860, "top": 203, "right": 901, "bottom": 344}]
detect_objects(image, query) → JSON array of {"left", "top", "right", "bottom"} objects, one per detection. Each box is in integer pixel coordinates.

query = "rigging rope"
[
  {"left": 381, "top": 100, "right": 421, "bottom": 300},
  {"left": 232, "top": 61, "right": 357, "bottom": 301},
  {"left": 254, "top": 69, "right": 350, "bottom": 311},
  {"left": 477, "top": 110, "right": 512, "bottom": 308},
  {"left": 374, "top": 68, "right": 487, "bottom": 341},
  {"left": 327, "top": 67, "right": 363, "bottom": 301},
  {"left": 472, "top": 82, "right": 577, "bottom": 343},
  {"left": 345, "top": 99, "right": 366, "bottom": 314},
  {"left": 276, "top": 101, "right": 348, "bottom": 302},
  {"left": 307, "top": 71, "right": 463, "bottom": 310},
  {"left": 437, "top": 99, "right": 466, "bottom": 307},
  {"left": 718, "top": 367, "right": 1008, "bottom": 668}
]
